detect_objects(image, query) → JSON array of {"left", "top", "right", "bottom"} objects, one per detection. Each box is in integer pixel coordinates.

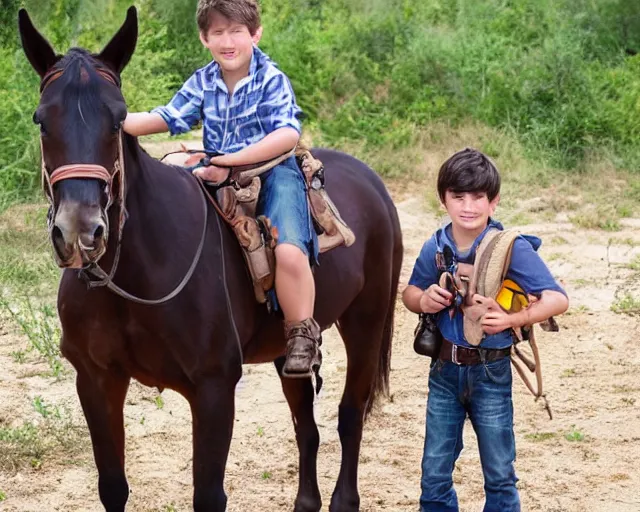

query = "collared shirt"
[
  {"left": 408, "top": 219, "right": 566, "bottom": 349},
  {"left": 152, "top": 46, "right": 302, "bottom": 154}
]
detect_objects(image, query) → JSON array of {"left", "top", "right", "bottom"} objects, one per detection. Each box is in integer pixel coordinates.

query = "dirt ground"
[{"left": 1, "top": 149, "right": 640, "bottom": 511}]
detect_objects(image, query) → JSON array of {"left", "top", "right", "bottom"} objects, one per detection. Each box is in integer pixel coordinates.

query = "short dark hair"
[
  {"left": 437, "top": 148, "right": 501, "bottom": 202},
  {"left": 196, "top": 0, "right": 261, "bottom": 36}
]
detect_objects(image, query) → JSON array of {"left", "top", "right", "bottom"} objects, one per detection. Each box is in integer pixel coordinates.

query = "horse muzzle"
[{"left": 50, "top": 202, "right": 108, "bottom": 268}]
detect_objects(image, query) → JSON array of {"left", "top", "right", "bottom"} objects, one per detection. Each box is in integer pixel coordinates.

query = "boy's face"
[
  {"left": 199, "top": 11, "right": 262, "bottom": 79},
  {"left": 443, "top": 190, "right": 499, "bottom": 235}
]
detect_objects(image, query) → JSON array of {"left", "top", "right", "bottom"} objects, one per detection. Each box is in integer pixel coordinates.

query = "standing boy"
[{"left": 403, "top": 148, "right": 569, "bottom": 511}]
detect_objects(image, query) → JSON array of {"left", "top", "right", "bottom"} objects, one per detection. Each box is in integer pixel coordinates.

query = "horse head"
[{"left": 18, "top": 7, "right": 137, "bottom": 268}]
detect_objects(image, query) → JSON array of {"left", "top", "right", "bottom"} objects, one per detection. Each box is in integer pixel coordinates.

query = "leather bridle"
[{"left": 39, "top": 64, "right": 208, "bottom": 305}]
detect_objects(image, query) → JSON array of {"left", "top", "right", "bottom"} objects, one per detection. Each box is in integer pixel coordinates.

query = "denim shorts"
[{"left": 256, "top": 156, "right": 318, "bottom": 265}]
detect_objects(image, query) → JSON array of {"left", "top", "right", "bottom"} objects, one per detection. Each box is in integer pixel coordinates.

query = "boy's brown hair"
[
  {"left": 437, "top": 147, "right": 501, "bottom": 203},
  {"left": 196, "top": 0, "right": 261, "bottom": 36}
]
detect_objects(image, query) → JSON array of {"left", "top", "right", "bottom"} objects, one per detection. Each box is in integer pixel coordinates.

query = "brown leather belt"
[{"left": 438, "top": 338, "right": 511, "bottom": 365}]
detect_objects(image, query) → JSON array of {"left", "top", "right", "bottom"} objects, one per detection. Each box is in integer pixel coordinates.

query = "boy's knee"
[{"left": 275, "top": 242, "right": 309, "bottom": 272}]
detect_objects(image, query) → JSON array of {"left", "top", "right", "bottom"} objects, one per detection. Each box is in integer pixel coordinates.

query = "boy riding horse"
[{"left": 124, "top": 0, "right": 320, "bottom": 378}]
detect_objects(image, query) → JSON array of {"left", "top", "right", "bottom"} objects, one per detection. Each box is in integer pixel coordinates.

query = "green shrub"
[{"left": 2, "top": 0, "right": 640, "bottom": 210}]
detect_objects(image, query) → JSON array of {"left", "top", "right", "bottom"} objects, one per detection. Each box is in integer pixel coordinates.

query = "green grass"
[
  {"left": 564, "top": 426, "right": 586, "bottom": 442},
  {"left": 2, "top": 0, "right": 640, "bottom": 210},
  {"left": 611, "top": 294, "right": 640, "bottom": 316},
  {"left": 0, "top": 401, "right": 87, "bottom": 473},
  {"left": 628, "top": 255, "right": 640, "bottom": 271},
  {"left": 32, "top": 396, "right": 63, "bottom": 419},
  {"left": 0, "top": 205, "right": 59, "bottom": 295},
  {"left": 608, "top": 237, "right": 640, "bottom": 247},
  {"left": 572, "top": 278, "right": 597, "bottom": 288},
  {"left": 524, "top": 432, "right": 557, "bottom": 442},
  {"left": 154, "top": 395, "right": 165, "bottom": 410},
  {"left": 0, "top": 296, "right": 64, "bottom": 378},
  {"left": 613, "top": 385, "right": 640, "bottom": 393},
  {"left": 0, "top": 204, "right": 64, "bottom": 377}
]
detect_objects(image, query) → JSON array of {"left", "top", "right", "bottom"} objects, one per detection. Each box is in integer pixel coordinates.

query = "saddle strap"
[
  {"left": 161, "top": 147, "right": 295, "bottom": 187},
  {"left": 296, "top": 148, "right": 356, "bottom": 253},
  {"left": 511, "top": 328, "right": 553, "bottom": 420},
  {"left": 233, "top": 148, "right": 295, "bottom": 187}
]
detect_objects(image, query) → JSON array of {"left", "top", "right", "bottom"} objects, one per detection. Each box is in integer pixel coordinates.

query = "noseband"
[{"left": 39, "top": 64, "right": 208, "bottom": 305}]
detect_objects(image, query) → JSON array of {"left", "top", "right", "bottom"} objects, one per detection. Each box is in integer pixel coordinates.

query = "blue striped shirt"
[{"left": 152, "top": 46, "right": 302, "bottom": 154}]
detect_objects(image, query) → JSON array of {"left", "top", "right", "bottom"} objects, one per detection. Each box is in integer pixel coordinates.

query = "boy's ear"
[
  {"left": 199, "top": 31, "right": 208, "bottom": 47},
  {"left": 439, "top": 190, "right": 448, "bottom": 210},
  {"left": 489, "top": 194, "right": 500, "bottom": 214},
  {"left": 252, "top": 26, "right": 263, "bottom": 45}
]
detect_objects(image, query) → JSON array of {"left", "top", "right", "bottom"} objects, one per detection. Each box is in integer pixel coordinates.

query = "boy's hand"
[
  {"left": 472, "top": 294, "right": 514, "bottom": 334},
  {"left": 192, "top": 165, "right": 229, "bottom": 183},
  {"left": 420, "top": 284, "right": 453, "bottom": 313},
  {"left": 481, "top": 310, "right": 514, "bottom": 334}
]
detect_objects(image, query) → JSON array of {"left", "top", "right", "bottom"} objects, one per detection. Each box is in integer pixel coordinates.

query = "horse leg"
[
  {"left": 76, "top": 365, "right": 130, "bottom": 511},
  {"left": 329, "top": 308, "right": 388, "bottom": 512},
  {"left": 275, "top": 356, "right": 322, "bottom": 512},
  {"left": 190, "top": 371, "right": 240, "bottom": 512}
]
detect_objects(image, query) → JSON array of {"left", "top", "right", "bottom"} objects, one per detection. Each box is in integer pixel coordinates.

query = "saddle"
[
  {"left": 161, "top": 145, "right": 356, "bottom": 306},
  {"left": 438, "top": 228, "right": 557, "bottom": 418}
]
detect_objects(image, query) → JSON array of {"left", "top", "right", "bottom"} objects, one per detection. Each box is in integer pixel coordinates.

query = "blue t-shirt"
[{"left": 408, "top": 219, "right": 566, "bottom": 349}]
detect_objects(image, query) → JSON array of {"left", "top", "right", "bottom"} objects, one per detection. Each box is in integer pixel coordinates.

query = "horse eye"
[{"left": 33, "top": 112, "right": 47, "bottom": 135}]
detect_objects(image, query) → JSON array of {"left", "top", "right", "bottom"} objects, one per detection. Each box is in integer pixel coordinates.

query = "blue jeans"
[
  {"left": 420, "top": 357, "right": 520, "bottom": 512},
  {"left": 257, "top": 156, "right": 318, "bottom": 264}
]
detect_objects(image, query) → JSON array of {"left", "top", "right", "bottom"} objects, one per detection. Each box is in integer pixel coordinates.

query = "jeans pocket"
[{"left": 483, "top": 357, "right": 512, "bottom": 386}]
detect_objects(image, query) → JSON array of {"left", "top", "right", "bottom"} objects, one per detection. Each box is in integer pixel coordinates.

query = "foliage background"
[{"left": 1, "top": 0, "right": 640, "bottom": 210}]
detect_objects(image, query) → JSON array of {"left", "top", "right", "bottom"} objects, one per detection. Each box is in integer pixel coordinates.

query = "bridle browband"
[{"left": 40, "top": 63, "right": 208, "bottom": 305}]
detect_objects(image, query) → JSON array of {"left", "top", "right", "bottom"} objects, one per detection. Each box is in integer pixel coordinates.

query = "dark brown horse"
[{"left": 19, "top": 7, "right": 402, "bottom": 512}]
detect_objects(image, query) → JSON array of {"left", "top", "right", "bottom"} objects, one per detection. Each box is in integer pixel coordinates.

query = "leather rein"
[{"left": 40, "top": 65, "right": 208, "bottom": 305}]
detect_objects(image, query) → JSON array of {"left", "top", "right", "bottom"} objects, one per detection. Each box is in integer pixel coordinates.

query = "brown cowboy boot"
[{"left": 282, "top": 318, "right": 322, "bottom": 378}]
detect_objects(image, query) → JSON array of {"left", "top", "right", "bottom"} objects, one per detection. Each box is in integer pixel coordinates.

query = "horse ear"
[
  {"left": 97, "top": 6, "right": 138, "bottom": 74},
  {"left": 18, "top": 9, "right": 58, "bottom": 77}
]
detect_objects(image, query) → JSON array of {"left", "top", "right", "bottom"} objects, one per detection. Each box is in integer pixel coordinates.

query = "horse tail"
[{"left": 366, "top": 200, "right": 403, "bottom": 419}]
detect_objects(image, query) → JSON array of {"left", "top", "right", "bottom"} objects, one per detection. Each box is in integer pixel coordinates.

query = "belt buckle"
[{"left": 451, "top": 343, "right": 460, "bottom": 365}]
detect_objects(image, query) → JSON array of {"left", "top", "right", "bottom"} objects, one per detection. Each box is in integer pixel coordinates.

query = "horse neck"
[
  {"left": 101, "top": 135, "right": 214, "bottom": 275},
  {"left": 120, "top": 135, "right": 196, "bottom": 224}
]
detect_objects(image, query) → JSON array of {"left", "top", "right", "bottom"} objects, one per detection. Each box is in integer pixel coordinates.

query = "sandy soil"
[{"left": 1, "top": 146, "right": 639, "bottom": 512}]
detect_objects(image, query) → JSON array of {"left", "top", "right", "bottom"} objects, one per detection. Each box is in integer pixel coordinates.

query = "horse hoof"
[
  {"left": 293, "top": 496, "right": 322, "bottom": 512},
  {"left": 328, "top": 495, "right": 360, "bottom": 512}
]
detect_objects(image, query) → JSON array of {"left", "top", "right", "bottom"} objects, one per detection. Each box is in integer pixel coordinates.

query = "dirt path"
[{"left": 1, "top": 148, "right": 640, "bottom": 511}]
